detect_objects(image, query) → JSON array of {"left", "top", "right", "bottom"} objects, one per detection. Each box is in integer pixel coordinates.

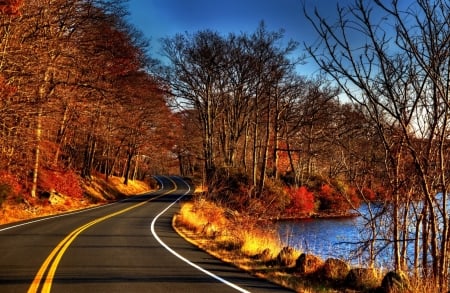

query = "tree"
[
  {"left": 305, "top": 0, "right": 450, "bottom": 288},
  {"left": 0, "top": 0, "right": 172, "bottom": 200},
  {"left": 161, "top": 23, "right": 298, "bottom": 196}
]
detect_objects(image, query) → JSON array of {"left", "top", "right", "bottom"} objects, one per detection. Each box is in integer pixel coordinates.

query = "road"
[{"left": 0, "top": 176, "right": 293, "bottom": 292}]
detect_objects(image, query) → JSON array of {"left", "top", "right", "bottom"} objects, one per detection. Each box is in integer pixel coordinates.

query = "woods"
[
  {"left": 305, "top": 0, "right": 450, "bottom": 289},
  {"left": 0, "top": 0, "right": 177, "bottom": 203},
  {"left": 2, "top": 0, "right": 450, "bottom": 290}
]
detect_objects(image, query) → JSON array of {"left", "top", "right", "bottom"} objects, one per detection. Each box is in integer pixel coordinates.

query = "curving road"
[{"left": 0, "top": 176, "right": 293, "bottom": 292}]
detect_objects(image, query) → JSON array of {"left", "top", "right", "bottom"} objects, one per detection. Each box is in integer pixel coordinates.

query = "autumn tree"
[
  {"left": 0, "top": 0, "right": 172, "bottom": 199},
  {"left": 306, "top": 0, "right": 450, "bottom": 288}
]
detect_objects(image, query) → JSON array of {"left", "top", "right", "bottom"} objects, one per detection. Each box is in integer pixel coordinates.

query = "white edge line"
[{"left": 150, "top": 176, "right": 251, "bottom": 293}]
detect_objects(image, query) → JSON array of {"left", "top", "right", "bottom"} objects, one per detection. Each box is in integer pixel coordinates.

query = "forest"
[{"left": 1, "top": 0, "right": 450, "bottom": 290}]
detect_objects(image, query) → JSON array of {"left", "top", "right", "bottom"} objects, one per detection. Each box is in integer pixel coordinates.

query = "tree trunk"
[
  {"left": 123, "top": 146, "right": 135, "bottom": 185},
  {"left": 31, "top": 106, "right": 42, "bottom": 198}
]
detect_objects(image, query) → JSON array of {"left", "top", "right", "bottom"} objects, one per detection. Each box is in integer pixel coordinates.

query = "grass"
[
  {"left": 0, "top": 175, "right": 151, "bottom": 225},
  {"left": 173, "top": 197, "right": 445, "bottom": 293},
  {"left": 173, "top": 198, "right": 325, "bottom": 292}
]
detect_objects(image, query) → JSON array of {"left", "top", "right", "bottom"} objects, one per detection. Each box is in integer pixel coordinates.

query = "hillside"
[{"left": 0, "top": 175, "right": 152, "bottom": 225}]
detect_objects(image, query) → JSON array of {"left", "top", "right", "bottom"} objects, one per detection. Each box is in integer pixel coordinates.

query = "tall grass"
[{"left": 174, "top": 198, "right": 444, "bottom": 293}]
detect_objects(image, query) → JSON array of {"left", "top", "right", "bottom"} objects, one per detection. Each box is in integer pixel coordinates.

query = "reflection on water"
[
  {"left": 277, "top": 216, "right": 361, "bottom": 263},
  {"left": 276, "top": 204, "right": 394, "bottom": 268}
]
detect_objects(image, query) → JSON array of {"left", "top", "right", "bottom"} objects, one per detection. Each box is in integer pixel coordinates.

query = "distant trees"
[
  {"left": 306, "top": 0, "right": 450, "bottom": 289},
  {"left": 161, "top": 23, "right": 379, "bottom": 215},
  {"left": 0, "top": 1, "right": 176, "bottom": 199},
  {"left": 162, "top": 23, "right": 323, "bottom": 195}
]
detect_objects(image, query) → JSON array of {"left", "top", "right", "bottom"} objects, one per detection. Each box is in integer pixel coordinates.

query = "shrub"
[
  {"left": 317, "top": 183, "right": 360, "bottom": 212},
  {"left": 0, "top": 171, "right": 22, "bottom": 195},
  {"left": 285, "top": 186, "right": 315, "bottom": 215},
  {"left": 38, "top": 169, "right": 83, "bottom": 198},
  {"left": 361, "top": 187, "right": 377, "bottom": 201}
]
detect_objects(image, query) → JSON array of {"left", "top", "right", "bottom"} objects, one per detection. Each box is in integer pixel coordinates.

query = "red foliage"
[
  {"left": 0, "top": 171, "right": 22, "bottom": 195},
  {"left": 38, "top": 169, "right": 83, "bottom": 198},
  {"left": 286, "top": 186, "right": 315, "bottom": 214},
  {"left": 0, "top": 0, "right": 23, "bottom": 16},
  {"left": 361, "top": 187, "right": 376, "bottom": 201},
  {"left": 317, "top": 184, "right": 356, "bottom": 212}
]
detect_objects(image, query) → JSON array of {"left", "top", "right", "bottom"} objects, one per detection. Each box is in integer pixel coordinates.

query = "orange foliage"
[
  {"left": 0, "top": 171, "right": 22, "bottom": 196},
  {"left": 286, "top": 186, "right": 315, "bottom": 214},
  {"left": 0, "top": 75, "right": 16, "bottom": 98},
  {"left": 0, "top": 0, "right": 23, "bottom": 16},
  {"left": 361, "top": 187, "right": 377, "bottom": 201},
  {"left": 317, "top": 183, "right": 360, "bottom": 212},
  {"left": 38, "top": 169, "right": 83, "bottom": 198}
]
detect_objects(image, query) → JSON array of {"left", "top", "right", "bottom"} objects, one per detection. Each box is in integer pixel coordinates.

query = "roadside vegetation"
[
  {"left": 173, "top": 191, "right": 433, "bottom": 293},
  {"left": 1, "top": 1, "right": 450, "bottom": 292},
  {"left": 0, "top": 172, "right": 152, "bottom": 225}
]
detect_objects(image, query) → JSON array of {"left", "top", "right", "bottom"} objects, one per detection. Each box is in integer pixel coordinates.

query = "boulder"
[
  {"left": 275, "top": 246, "right": 297, "bottom": 267},
  {"left": 48, "top": 190, "right": 65, "bottom": 205},
  {"left": 322, "top": 258, "right": 350, "bottom": 281},
  {"left": 380, "top": 270, "right": 410, "bottom": 293},
  {"left": 345, "top": 267, "right": 380, "bottom": 290},
  {"left": 295, "top": 253, "right": 324, "bottom": 275}
]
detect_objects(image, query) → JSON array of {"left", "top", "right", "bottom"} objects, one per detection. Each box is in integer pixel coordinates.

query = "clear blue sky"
[
  {"left": 129, "top": 0, "right": 416, "bottom": 77},
  {"left": 126, "top": 0, "right": 357, "bottom": 76}
]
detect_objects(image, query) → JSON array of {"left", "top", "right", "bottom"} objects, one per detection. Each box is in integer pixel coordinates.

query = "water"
[{"left": 277, "top": 216, "right": 362, "bottom": 262}]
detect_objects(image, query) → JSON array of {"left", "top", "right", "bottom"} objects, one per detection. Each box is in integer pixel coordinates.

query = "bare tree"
[{"left": 305, "top": 0, "right": 450, "bottom": 288}]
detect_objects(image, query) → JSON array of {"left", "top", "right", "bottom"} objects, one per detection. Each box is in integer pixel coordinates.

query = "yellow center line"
[{"left": 28, "top": 181, "right": 177, "bottom": 293}]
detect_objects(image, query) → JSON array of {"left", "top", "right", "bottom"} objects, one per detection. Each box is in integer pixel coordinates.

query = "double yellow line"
[{"left": 28, "top": 181, "right": 176, "bottom": 293}]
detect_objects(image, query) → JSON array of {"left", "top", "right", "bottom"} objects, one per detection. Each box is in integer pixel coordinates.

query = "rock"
[
  {"left": 49, "top": 191, "right": 65, "bottom": 205},
  {"left": 295, "top": 253, "right": 324, "bottom": 275},
  {"left": 380, "top": 270, "right": 409, "bottom": 293},
  {"left": 322, "top": 258, "right": 350, "bottom": 281},
  {"left": 254, "top": 248, "right": 272, "bottom": 262},
  {"left": 345, "top": 267, "right": 380, "bottom": 290},
  {"left": 275, "top": 246, "right": 297, "bottom": 267}
]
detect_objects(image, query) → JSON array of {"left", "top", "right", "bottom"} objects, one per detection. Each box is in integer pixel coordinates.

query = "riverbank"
[
  {"left": 272, "top": 210, "right": 360, "bottom": 221},
  {"left": 172, "top": 198, "right": 398, "bottom": 293}
]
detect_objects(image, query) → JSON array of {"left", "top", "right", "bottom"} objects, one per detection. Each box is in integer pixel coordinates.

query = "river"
[{"left": 276, "top": 204, "right": 393, "bottom": 269}]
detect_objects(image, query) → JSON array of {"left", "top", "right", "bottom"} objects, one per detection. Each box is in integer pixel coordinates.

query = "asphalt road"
[{"left": 0, "top": 176, "right": 293, "bottom": 293}]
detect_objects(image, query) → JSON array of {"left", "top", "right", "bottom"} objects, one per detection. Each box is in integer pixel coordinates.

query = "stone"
[
  {"left": 48, "top": 191, "right": 65, "bottom": 205},
  {"left": 295, "top": 253, "right": 324, "bottom": 275},
  {"left": 275, "top": 246, "right": 297, "bottom": 267},
  {"left": 322, "top": 257, "right": 350, "bottom": 281},
  {"left": 345, "top": 267, "right": 380, "bottom": 290},
  {"left": 380, "top": 270, "right": 410, "bottom": 293}
]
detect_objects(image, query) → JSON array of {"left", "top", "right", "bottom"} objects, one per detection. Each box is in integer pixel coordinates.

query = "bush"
[
  {"left": 0, "top": 171, "right": 22, "bottom": 195},
  {"left": 0, "top": 184, "right": 11, "bottom": 207},
  {"left": 38, "top": 169, "right": 83, "bottom": 198},
  {"left": 285, "top": 186, "right": 315, "bottom": 215}
]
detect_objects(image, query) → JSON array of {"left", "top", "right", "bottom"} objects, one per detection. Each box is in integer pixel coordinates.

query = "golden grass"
[
  {"left": 173, "top": 199, "right": 316, "bottom": 292},
  {"left": 0, "top": 175, "right": 151, "bottom": 225},
  {"left": 174, "top": 199, "right": 443, "bottom": 293}
]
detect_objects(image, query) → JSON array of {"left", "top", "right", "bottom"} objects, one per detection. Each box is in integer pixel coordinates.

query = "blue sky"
[{"left": 126, "top": 0, "right": 356, "bottom": 76}]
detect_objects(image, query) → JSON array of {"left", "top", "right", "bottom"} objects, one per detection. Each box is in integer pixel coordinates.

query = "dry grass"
[
  {"left": 173, "top": 198, "right": 318, "bottom": 292},
  {"left": 174, "top": 198, "right": 445, "bottom": 293},
  {"left": 0, "top": 175, "right": 151, "bottom": 225}
]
